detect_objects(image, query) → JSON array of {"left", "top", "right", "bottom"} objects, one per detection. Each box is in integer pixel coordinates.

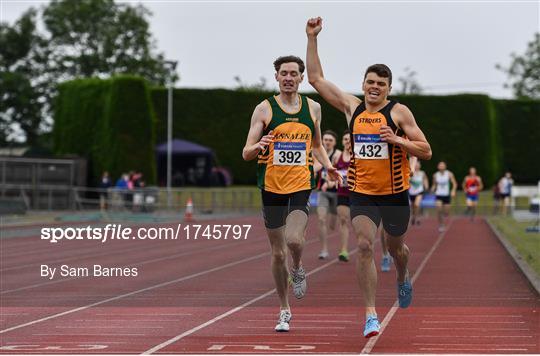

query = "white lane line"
[
  {"left": 223, "top": 334, "right": 339, "bottom": 337},
  {"left": 246, "top": 319, "right": 354, "bottom": 323},
  {"left": 419, "top": 327, "right": 530, "bottom": 331},
  {"left": 143, "top": 247, "right": 356, "bottom": 355},
  {"left": 413, "top": 343, "right": 537, "bottom": 346},
  {"left": 55, "top": 326, "right": 163, "bottom": 329},
  {"left": 210, "top": 341, "right": 332, "bottom": 345},
  {"left": 422, "top": 320, "right": 525, "bottom": 324},
  {"left": 411, "top": 314, "right": 524, "bottom": 318},
  {"left": 5, "top": 341, "right": 126, "bottom": 344},
  {"left": 236, "top": 326, "right": 346, "bottom": 329},
  {"left": 32, "top": 333, "right": 145, "bottom": 336},
  {"left": 74, "top": 319, "right": 185, "bottom": 322},
  {"left": 416, "top": 335, "right": 534, "bottom": 338},
  {"left": 1, "top": 240, "right": 255, "bottom": 295},
  {"left": 360, "top": 220, "right": 453, "bottom": 354},
  {"left": 419, "top": 347, "right": 528, "bottom": 351},
  {"left": 0, "top": 250, "right": 270, "bottom": 334},
  {"left": 94, "top": 313, "right": 191, "bottom": 316}
]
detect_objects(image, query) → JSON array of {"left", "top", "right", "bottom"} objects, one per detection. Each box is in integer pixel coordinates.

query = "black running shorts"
[
  {"left": 261, "top": 189, "right": 311, "bottom": 229},
  {"left": 350, "top": 190, "right": 410, "bottom": 236}
]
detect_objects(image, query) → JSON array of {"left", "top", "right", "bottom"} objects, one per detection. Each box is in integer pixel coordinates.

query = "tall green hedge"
[
  {"left": 54, "top": 76, "right": 156, "bottom": 185},
  {"left": 493, "top": 99, "right": 540, "bottom": 184},
  {"left": 55, "top": 83, "right": 539, "bottom": 188}
]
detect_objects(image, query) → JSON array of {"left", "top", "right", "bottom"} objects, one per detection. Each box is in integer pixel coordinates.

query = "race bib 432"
[{"left": 353, "top": 134, "right": 389, "bottom": 160}]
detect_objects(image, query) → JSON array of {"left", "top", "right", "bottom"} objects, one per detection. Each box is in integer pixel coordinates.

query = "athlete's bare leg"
[
  {"left": 502, "top": 196, "right": 511, "bottom": 215},
  {"left": 317, "top": 206, "right": 329, "bottom": 255},
  {"left": 266, "top": 227, "right": 290, "bottom": 310},
  {"left": 385, "top": 231, "right": 410, "bottom": 284},
  {"left": 285, "top": 210, "right": 308, "bottom": 270},
  {"left": 443, "top": 204, "right": 451, "bottom": 220},
  {"left": 337, "top": 205, "right": 350, "bottom": 253},
  {"left": 436, "top": 200, "right": 443, "bottom": 224},
  {"left": 413, "top": 195, "right": 423, "bottom": 224},
  {"left": 329, "top": 212, "right": 337, "bottom": 231},
  {"left": 351, "top": 215, "right": 378, "bottom": 317},
  {"left": 379, "top": 224, "right": 388, "bottom": 256}
]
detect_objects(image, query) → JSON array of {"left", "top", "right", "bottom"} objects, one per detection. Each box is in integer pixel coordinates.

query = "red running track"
[{"left": 0, "top": 215, "right": 538, "bottom": 354}]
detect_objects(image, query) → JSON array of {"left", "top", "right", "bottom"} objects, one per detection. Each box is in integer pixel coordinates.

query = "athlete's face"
[
  {"left": 342, "top": 134, "right": 351, "bottom": 150},
  {"left": 322, "top": 134, "right": 336, "bottom": 151},
  {"left": 275, "top": 63, "right": 303, "bottom": 94},
  {"left": 362, "top": 72, "right": 391, "bottom": 105},
  {"left": 438, "top": 162, "right": 447, "bottom": 171},
  {"left": 469, "top": 167, "right": 476, "bottom": 176}
]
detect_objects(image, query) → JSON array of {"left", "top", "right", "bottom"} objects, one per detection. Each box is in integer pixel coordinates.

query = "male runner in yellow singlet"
[
  {"left": 306, "top": 18, "right": 432, "bottom": 338},
  {"left": 243, "top": 55, "right": 341, "bottom": 332}
]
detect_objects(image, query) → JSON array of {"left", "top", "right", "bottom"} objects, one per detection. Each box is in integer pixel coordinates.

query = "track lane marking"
[
  {"left": 360, "top": 219, "right": 454, "bottom": 354},
  {"left": 143, "top": 247, "right": 358, "bottom": 354}
]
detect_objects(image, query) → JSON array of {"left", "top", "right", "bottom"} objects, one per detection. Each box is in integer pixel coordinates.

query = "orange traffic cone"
[{"left": 184, "top": 197, "right": 194, "bottom": 222}]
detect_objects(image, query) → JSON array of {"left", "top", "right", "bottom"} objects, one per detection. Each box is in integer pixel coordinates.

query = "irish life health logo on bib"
[
  {"left": 354, "top": 134, "right": 389, "bottom": 160},
  {"left": 273, "top": 142, "right": 307, "bottom": 166}
]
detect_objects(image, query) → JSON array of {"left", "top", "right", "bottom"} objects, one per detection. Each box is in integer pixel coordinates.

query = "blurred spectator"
[
  {"left": 499, "top": 171, "right": 514, "bottom": 215},
  {"left": 98, "top": 171, "right": 112, "bottom": 210}
]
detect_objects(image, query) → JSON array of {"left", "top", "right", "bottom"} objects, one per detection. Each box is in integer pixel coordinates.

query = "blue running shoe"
[
  {"left": 381, "top": 255, "right": 391, "bottom": 272},
  {"left": 398, "top": 274, "right": 413, "bottom": 308},
  {"left": 363, "top": 315, "right": 380, "bottom": 338}
]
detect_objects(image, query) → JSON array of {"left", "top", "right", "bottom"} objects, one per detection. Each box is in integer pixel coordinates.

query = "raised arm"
[
  {"left": 306, "top": 17, "right": 360, "bottom": 121},
  {"left": 381, "top": 104, "right": 432, "bottom": 160},
  {"left": 242, "top": 101, "right": 273, "bottom": 161}
]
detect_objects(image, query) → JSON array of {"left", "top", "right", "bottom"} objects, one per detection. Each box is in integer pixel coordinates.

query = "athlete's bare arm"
[
  {"left": 449, "top": 171, "right": 458, "bottom": 197},
  {"left": 313, "top": 156, "right": 323, "bottom": 173},
  {"left": 309, "top": 99, "right": 342, "bottom": 185},
  {"left": 381, "top": 104, "right": 432, "bottom": 160},
  {"left": 478, "top": 177, "right": 484, "bottom": 191},
  {"left": 306, "top": 17, "right": 360, "bottom": 123},
  {"left": 431, "top": 173, "right": 437, "bottom": 193},
  {"left": 409, "top": 155, "right": 418, "bottom": 172},
  {"left": 423, "top": 172, "right": 429, "bottom": 191},
  {"left": 242, "top": 101, "right": 273, "bottom": 161}
]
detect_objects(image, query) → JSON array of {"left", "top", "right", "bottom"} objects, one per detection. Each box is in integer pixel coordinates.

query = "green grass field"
[{"left": 488, "top": 216, "right": 540, "bottom": 275}]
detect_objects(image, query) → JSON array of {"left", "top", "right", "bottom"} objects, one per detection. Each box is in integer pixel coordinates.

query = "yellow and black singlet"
[
  {"left": 347, "top": 100, "right": 410, "bottom": 195},
  {"left": 257, "top": 95, "right": 315, "bottom": 194}
]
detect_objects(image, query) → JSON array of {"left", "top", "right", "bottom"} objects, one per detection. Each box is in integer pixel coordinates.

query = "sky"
[{"left": 1, "top": 0, "right": 539, "bottom": 99}]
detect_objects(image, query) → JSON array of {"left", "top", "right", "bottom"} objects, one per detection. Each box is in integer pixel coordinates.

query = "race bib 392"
[{"left": 273, "top": 142, "right": 307, "bottom": 166}]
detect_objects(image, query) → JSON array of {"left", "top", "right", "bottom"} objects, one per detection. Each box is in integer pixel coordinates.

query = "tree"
[
  {"left": 0, "top": 0, "right": 177, "bottom": 144},
  {"left": 397, "top": 67, "right": 422, "bottom": 95},
  {"left": 42, "top": 0, "right": 175, "bottom": 85},
  {"left": 0, "top": 9, "right": 45, "bottom": 145},
  {"left": 497, "top": 33, "right": 540, "bottom": 99}
]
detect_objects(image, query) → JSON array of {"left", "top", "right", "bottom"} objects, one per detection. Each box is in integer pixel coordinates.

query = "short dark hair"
[
  {"left": 364, "top": 64, "right": 392, "bottom": 85},
  {"left": 342, "top": 129, "right": 351, "bottom": 136},
  {"left": 274, "top": 55, "right": 305, "bottom": 73},
  {"left": 322, "top": 130, "right": 338, "bottom": 141}
]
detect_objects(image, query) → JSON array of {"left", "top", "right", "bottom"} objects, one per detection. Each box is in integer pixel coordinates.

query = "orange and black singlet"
[
  {"left": 347, "top": 100, "right": 410, "bottom": 195},
  {"left": 257, "top": 95, "right": 315, "bottom": 194}
]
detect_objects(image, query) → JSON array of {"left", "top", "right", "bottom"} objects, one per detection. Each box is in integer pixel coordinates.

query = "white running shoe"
[
  {"left": 275, "top": 309, "right": 292, "bottom": 332},
  {"left": 318, "top": 251, "right": 329, "bottom": 259},
  {"left": 290, "top": 266, "right": 307, "bottom": 299}
]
